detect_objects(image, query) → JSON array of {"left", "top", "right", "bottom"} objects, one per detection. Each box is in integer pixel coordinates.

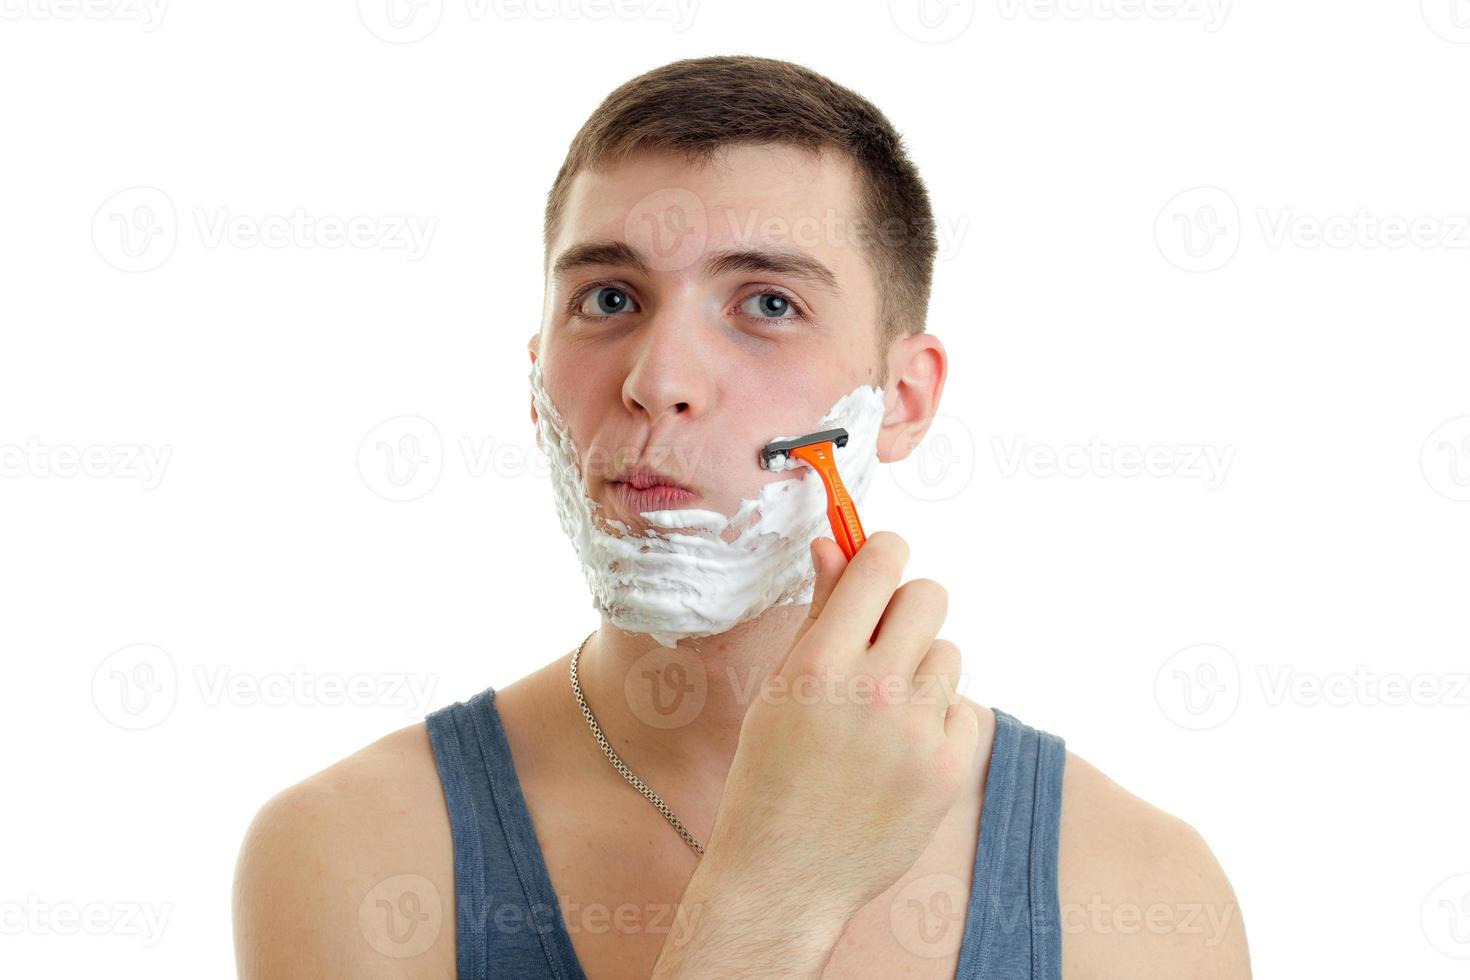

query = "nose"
[{"left": 620, "top": 303, "right": 716, "bottom": 428}]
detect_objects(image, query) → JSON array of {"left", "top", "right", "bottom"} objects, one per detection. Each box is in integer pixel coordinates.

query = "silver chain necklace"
[{"left": 569, "top": 631, "right": 705, "bottom": 857}]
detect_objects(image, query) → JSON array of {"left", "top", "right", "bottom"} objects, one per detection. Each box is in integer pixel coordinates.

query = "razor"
[{"left": 760, "top": 427, "right": 868, "bottom": 559}]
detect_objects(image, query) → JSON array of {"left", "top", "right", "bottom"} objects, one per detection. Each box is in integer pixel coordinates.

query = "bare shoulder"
[
  {"left": 231, "top": 722, "right": 455, "bottom": 980},
  {"left": 1057, "top": 751, "right": 1252, "bottom": 979}
]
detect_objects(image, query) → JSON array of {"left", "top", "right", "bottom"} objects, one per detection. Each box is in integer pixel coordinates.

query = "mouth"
[{"left": 605, "top": 464, "right": 701, "bottom": 513}]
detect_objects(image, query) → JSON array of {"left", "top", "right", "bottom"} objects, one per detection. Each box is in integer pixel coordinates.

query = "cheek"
[
  {"left": 544, "top": 359, "right": 613, "bottom": 442},
  {"left": 732, "top": 389, "right": 842, "bottom": 486},
  {"left": 740, "top": 365, "right": 846, "bottom": 432}
]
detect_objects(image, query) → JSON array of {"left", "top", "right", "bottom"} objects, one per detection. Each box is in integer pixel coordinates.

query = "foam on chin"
[{"left": 529, "top": 358, "right": 886, "bottom": 648}]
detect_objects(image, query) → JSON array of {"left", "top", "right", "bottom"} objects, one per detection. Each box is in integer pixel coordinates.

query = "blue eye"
[
  {"left": 575, "top": 286, "right": 636, "bottom": 318},
  {"left": 569, "top": 285, "right": 806, "bottom": 323},
  {"left": 740, "top": 291, "right": 805, "bottom": 322}
]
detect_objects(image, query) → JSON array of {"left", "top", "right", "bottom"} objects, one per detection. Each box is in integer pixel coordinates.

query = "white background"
[{"left": 2, "top": 1, "right": 1468, "bottom": 976}]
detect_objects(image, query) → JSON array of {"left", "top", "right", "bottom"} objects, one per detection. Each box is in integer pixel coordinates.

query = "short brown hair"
[{"left": 543, "top": 55, "right": 938, "bottom": 371}]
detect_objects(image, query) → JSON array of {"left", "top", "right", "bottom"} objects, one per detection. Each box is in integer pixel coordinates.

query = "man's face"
[{"left": 530, "top": 143, "right": 890, "bottom": 526}]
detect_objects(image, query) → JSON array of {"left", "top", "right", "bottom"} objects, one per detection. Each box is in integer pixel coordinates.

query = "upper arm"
[
  {"left": 1057, "top": 752, "right": 1252, "bottom": 980},
  {"left": 232, "top": 779, "right": 363, "bottom": 977},
  {"left": 231, "top": 724, "right": 456, "bottom": 979}
]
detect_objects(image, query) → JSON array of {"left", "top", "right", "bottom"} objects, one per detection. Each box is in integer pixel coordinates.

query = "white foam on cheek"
[{"left": 529, "top": 358, "right": 885, "bottom": 648}]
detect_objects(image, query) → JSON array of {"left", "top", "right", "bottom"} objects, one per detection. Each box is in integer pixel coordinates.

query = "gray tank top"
[{"left": 425, "top": 686, "right": 1066, "bottom": 979}]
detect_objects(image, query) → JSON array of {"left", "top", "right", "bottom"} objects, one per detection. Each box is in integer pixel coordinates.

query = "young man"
[{"left": 233, "top": 56, "right": 1251, "bottom": 979}]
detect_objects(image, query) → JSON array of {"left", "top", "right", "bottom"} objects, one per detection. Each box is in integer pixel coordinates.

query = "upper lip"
[{"left": 611, "top": 464, "right": 695, "bottom": 493}]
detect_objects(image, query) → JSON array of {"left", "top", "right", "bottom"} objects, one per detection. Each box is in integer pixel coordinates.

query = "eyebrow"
[{"left": 552, "top": 240, "right": 842, "bottom": 295}]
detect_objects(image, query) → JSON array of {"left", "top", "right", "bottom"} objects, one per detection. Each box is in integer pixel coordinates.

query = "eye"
[
  {"left": 738, "top": 290, "right": 807, "bottom": 323},
  {"left": 572, "top": 285, "right": 638, "bottom": 318}
]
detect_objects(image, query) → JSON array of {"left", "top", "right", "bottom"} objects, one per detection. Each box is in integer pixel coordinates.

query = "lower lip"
[{"left": 609, "top": 481, "right": 699, "bottom": 512}]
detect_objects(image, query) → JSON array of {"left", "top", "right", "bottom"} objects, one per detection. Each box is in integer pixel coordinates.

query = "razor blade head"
[{"left": 760, "top": 427, "right": 849, "bottom": 470}]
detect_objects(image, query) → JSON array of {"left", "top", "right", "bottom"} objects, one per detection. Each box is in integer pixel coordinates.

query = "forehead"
[{"left": 550, "top": 144, "right": 870, "bottom": 279}]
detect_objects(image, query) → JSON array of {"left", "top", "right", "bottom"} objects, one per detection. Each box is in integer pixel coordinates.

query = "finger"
[
  {"left": 942, "top": 699, "right": 980, "bottom": 761},
  {"left": 870, "top": 578, "right": 948, "bottom": 678},
  {"left": 912, "top": 639, "right": 963, "bottom": 723},
  {"left": 800, "top": 530, "right": 910, "bottom": 658},
  {"left": 803, "top": 536, "right": 847, "bottom": 634}
]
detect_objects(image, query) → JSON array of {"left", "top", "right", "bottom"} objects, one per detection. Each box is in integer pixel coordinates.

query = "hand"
[{"left": 704, "top": 530, "right": 980, "bottom": 918}]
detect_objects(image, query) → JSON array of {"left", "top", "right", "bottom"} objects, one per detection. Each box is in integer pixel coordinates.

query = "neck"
[{"left": 571, "top": 606, "right": 810, "bottom": 797}]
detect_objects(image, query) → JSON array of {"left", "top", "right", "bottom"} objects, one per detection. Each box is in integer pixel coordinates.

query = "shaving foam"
[{"left": 529, "top": 358, "right": 886, "bottom": 648}]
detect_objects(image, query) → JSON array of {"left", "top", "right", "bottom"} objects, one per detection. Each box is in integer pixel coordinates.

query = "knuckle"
[
  {"left": 852, "top": 669, "right": 901, "bottom": 711},
  {"left": 928, "top": 638, "right": 961, "bottom": 667},
  {"left": 794, "top": 638, "right": 839, "bottom": 674},
  {"left": 854, "top": 551, "right": 901, "bottom": 589},
  {"left": 867, "top": 530, "right": 910, "bottom": 567},
  {"left": 907, "top": 578, "right": 948, "bottom": 612}
]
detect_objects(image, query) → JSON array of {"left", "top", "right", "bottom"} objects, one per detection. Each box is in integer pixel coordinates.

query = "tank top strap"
[
  {"left": 955, "top": 707, "right": 1067, "bottom": 980},
  {"left": 424, "top": 687, "right": 587, "bottom": 980},
  {"left": 429, "top": 690, "right": 1065, "bottom": 980}
]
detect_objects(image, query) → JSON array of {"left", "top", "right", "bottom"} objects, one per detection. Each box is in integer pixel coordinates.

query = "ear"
[
  {"left": 527, "top": 333, "right": 543, "bottom": 447},
  {"left": 875, "top": 333, "right": 947, "bottom": 465}
]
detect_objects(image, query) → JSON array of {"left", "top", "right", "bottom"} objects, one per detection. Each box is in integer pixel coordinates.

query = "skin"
[{"left": 232, "top": 143, "right": 1252, "bottom": 979}]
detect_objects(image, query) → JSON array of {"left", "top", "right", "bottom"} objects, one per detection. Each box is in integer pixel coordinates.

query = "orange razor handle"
[{"left": 789, "top": 441, "right": 867, "bottom": 560}]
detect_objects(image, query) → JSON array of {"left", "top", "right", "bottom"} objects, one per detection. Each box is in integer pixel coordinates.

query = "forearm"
[{"left": 650, "top": 854, "right": 856, "bottom": 980}]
